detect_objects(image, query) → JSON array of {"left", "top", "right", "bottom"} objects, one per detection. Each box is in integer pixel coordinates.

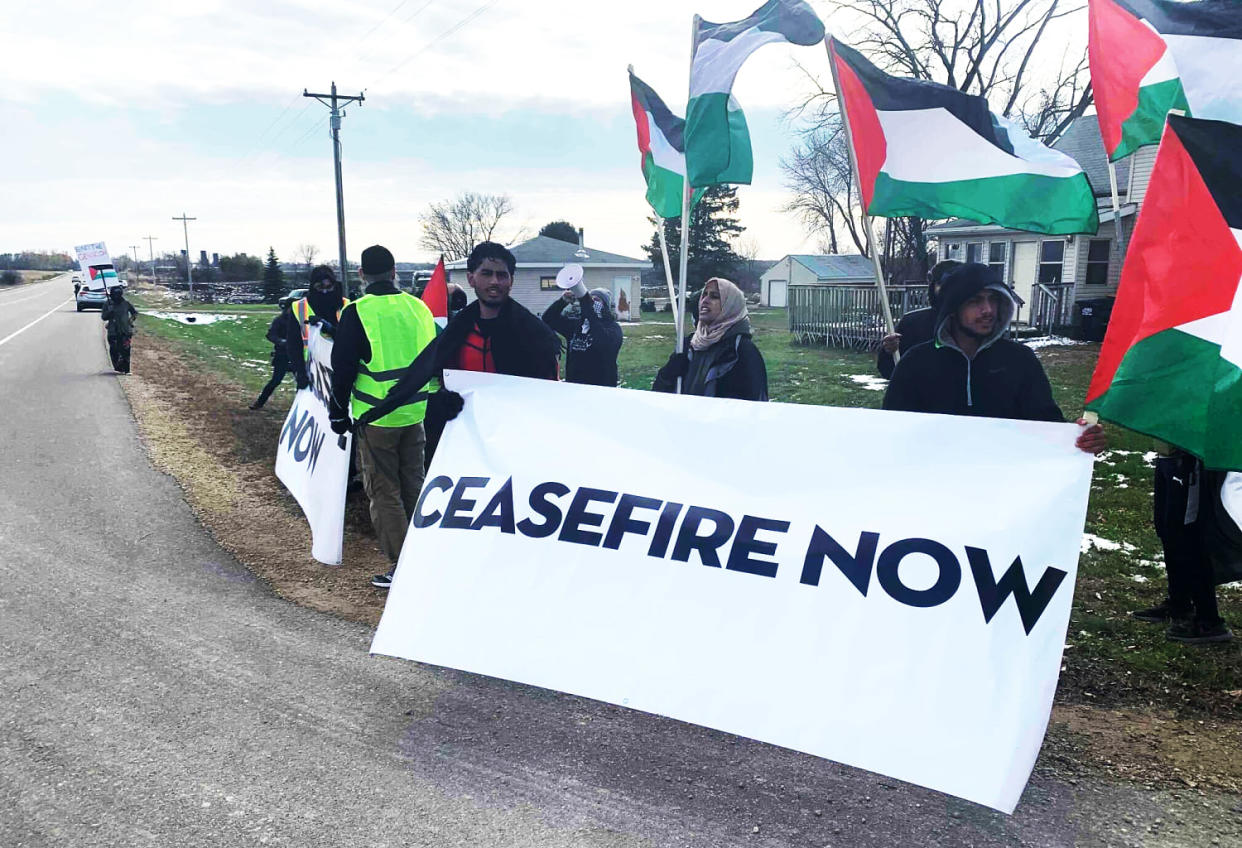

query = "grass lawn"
[{"left": 134, "top": 297, "right": 1242, "bottom": 715}]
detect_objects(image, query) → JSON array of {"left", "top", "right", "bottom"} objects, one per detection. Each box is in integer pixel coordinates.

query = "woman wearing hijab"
[
  {"left": 653, "top": 277, "right": 768, "bottom": 401},
  {"left": 286, "top": 264, "right": 348, "bottom": 390}
]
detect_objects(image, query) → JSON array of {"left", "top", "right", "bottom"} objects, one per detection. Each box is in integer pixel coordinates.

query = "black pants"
[
  {"left": 108, "top": 334, "right": 132, "bottom": 373},
  {"left": 1155, "top": 455, "right": 1222, "bottom": 625},
  {"left": 253, "top": 353, "right": 289, "bottom": 408}
]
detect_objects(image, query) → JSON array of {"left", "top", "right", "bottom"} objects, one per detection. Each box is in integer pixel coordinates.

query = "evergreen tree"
[
  {"left": 262, "top": 247, "right": 285, "bottom": 303},
  {"left": 644, "top": 185, "right": 745, "bottom": 294},
  {"left": 538, "top": 220, "right": 579, "bottom": 243}
]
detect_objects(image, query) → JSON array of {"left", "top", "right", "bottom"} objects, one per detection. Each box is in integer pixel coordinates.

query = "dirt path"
[{"left": 122, "top": 328, "right": 1242, "bottom": 801}]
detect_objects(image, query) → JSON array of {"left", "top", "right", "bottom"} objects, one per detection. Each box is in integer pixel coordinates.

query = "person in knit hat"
[{"left": 542, "top": 285, "right": 624, "bottom": 387}]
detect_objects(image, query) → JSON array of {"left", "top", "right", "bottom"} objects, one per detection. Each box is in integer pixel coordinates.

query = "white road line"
[
  {"left": 0, "top": 288, "right": 71, "bottom": 308},
  {"left": 0, "top": 299, "right": 74, "bottom": 348}
]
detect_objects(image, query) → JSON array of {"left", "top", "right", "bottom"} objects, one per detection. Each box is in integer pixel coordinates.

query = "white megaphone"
[{"left": 555, "top": 263, "right": 588, "bottom": 298}]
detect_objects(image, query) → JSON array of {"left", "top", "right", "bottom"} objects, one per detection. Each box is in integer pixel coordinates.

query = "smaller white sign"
[
  {"left": 276, "top": 325, "right": 351, "bottom": 564},
  {"left": 74, "top": 242, "right": 112, "bottom": 289}
]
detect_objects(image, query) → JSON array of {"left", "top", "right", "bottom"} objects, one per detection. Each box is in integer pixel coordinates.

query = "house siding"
[
  {"left": 1127, "top": 146, "right": 1159, "bottom": 206},
  {"left": 448, "top": 268, "right": 642, "bottom": 317}
]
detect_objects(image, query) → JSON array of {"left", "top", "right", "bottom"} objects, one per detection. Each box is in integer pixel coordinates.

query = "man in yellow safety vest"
[{"left": 329, "top": 245, "right": 451, "bottom": 589}]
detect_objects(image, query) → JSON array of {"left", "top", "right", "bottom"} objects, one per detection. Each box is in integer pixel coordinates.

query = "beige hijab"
[{"left": 690, "top": 278, "right": 748, "bottom": 351}]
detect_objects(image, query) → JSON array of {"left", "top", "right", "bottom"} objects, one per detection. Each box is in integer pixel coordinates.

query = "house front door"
[
  {"left": 1011, "top": 241, "right": 1038, "bottom": 324},
  {"left": 612, "top": 276, "right": 633, "bottom": 321}
]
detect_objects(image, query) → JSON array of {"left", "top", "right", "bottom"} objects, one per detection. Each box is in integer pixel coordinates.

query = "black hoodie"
[
  {"left": 882, "top": 263, "right": 1063, "bottom": 422},
  {"left": 286, "top": 279, "right": 348, "bottom": 380},
  {"left": 542, "top": 293, "right": 623, "bottom": 387}
]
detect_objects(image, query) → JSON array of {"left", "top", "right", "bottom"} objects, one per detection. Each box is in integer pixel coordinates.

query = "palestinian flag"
[
  {"left": 829, "top": 38, "right": 1100, "bottom": 235},
  {"left": 1089, "top": 0, "right": 1242, "bottom": 162},
  {"left": 421, "top": 255, "right": 448, "bottom": 328},
  {"left": 1087, "top": 115, "right": 1242, "bottom": 470},
  {"left": 629, "top": 70, "right": 691, "bottom": 219},
  {"left": 684, "top": 0, "right": 824, "bottom": 187}
]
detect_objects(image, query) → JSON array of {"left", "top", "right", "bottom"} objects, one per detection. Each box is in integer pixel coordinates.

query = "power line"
[{"left": 365, "top": 0, "right": 500, "bottom": 90}]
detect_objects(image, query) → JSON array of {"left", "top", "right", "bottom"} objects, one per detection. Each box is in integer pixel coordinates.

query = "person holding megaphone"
[{"left": 542, "top": 263, "right": 623, "bottom": 387}]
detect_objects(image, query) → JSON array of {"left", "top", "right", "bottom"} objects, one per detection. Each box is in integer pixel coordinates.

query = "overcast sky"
[{"left": 3, "top": 0, "right": 855, "bottom": 266}]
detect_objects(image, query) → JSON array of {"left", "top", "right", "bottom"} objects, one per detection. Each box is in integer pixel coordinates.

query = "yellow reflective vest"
[{"left": 345, "top": 293, "right": 438, "bottom": 427}]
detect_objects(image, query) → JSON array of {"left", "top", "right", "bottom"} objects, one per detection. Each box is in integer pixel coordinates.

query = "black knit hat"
[
  {"left": 309, "top": 264, "right": 336, "bottom": 285},
  {"left": 360, "top": 245, "right": 395, "bottom": 275}
]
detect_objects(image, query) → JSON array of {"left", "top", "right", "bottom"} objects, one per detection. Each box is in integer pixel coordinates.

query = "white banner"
[
  {"left": 371, "top": 371, "right": 1094, "bottom": 813},
  {"left": 74, "top": 242, "right": 112, "bottom": 290},
  {"left": 275, "top": 325, "right": 351, "bottom": 565}
]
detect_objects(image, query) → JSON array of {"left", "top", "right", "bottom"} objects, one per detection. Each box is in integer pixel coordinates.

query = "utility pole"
[
  {"left": 172, "top": 213, "right": 196, "bottom": 299},
  {"left": 143, "top": 235, "right": 158, "bottom": 283},
  {"left": 128, "top": 245, "right": 140, "bottom": 282},
  {"left": 304, "top": 82, "right": 365, "bottom": 296}
]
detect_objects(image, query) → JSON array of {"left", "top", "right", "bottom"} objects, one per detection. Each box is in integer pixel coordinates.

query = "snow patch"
[
  {"left": 1081, "top": 534, "right": 1138, "bottom": 554},
  {"left": 848, "top": 374, "right": 889, "bottom": 391},
  {"left": 1022, "top": 336, "right": 1089, "bottom": 350},
  {"left": 1129, "top": 574, "right": 1150, "bottom": 583},
  {"left": 149, "top": 311, "right": 248, "bottom": 325}
]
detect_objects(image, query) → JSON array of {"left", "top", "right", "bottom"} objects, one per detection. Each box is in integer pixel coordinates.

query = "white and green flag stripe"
[{"left": 684, "top": 0, "right": 824, "bottom": 187}]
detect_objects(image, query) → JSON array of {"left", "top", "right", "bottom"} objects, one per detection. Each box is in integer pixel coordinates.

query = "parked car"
[
  {"left": 76, "top": 286, "right": 107, "bottom": 312},
  {"left": 278, "top": 288, "right": 307, "bottom": 309}
]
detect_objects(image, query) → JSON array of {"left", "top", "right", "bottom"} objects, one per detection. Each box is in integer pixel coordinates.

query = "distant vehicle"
[
  {"left": 279, "top": 288, "right": 308, "bottom": 309},
  {"left": 76, "top": 287, "right": 107, "bottom": 312}
]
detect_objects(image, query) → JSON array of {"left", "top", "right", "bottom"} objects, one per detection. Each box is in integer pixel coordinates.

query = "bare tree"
[
  {"left": 418, "top": 192, "right": 522, "bottom": 260},
  {"left": 783, "top": 0, "right": 1093, "bottom": 272},
  {"left": 296, "top": 243, "right": 319, "bottom": 282}
]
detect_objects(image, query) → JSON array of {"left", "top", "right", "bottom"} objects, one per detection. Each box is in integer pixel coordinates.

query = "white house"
[
  {"left": 759, "top": 254, "right": 875, "bottom": 307},
  {"left": 446, "top": 232, "right": 651, "bottom": 320},
  {"left": 925, "top": 114, "right": 1154, "bottom": 328}
]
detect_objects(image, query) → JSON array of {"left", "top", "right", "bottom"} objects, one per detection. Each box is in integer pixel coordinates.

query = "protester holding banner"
[
  {"left": 329, "top": 245, "right": 440, "bottom": 590},
  {"left": 100, "top": 286, "right": 138, "bottom": 374},
  {"left": 882, "top": 263, "right": 1106, "bottom": 454},
  {"left": 1132, "top": 450, "right": 1234, "bottom": 644},
  {"left": 287, "top": 265, "right": 348, "bottom": 390},
  {"left": 653, "top": 277, "right": 768, "bottom": 401},
  {"left": 542, "top": 287, "right": 624, "bottom": 387},
  {"left": 876, "top": 259, "right": 961, "bottom": 379},
  {"left": 250, "top": 301, "right": 294, "bottom": 410}
]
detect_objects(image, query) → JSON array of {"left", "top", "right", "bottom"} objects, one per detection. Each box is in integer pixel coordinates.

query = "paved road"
[{"left": 1, "top": 275, "right": 1238, "bottom": 847}]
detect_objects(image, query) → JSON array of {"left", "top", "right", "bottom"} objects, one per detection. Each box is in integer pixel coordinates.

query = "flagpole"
[
  {"left": 824, "top": 38, "right": 899, "bottom": 360},
  {"left": 657, "top": 223, "right": 677, "bottom": 314},
  {"left": 1107, "top": 157, "right": 1128, "bottom": 258},
  {"left": 674, "top": 16, "right": 702, "bottom": 394}
]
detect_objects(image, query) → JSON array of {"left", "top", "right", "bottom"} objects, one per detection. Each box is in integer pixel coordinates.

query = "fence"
[
  {"left": 1028, "top": 283, "right": 1075, "bottom": 335},
  {"left": 788, "top": 284, "right": 930, "bottom": 349}
]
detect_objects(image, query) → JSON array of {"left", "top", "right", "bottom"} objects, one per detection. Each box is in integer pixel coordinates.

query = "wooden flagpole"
[
  {"left": 1107, "top": 158, "right": 1128, "bottom": 258},
  {"left": 824, "top": 38, "right": 899, "bottom": 362},
  {"left": 673, "top": 16, "right": 703, "bottom": 394}
]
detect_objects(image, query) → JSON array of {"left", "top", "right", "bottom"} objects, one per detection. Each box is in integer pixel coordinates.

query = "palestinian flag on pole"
[
  {"left": 629, "top": 69, "right": 692, "bottom": 219},
  {"left": 1089, "top": 0, "right": 1242, "bottom": 162},
  {"left": 421, "top": 255, "right": 448, "bottom": 328},
  {"left": 1087, "top": 115, "right": 1242, "bottom": 470},
  {"left": 829, "top": 38, "right": 1100, "bottom": 235},
  {"left": 684, "top": 0, "right": 824, "bottom": 187}
]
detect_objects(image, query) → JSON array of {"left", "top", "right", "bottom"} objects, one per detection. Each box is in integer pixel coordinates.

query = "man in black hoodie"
[
  {"left": 542, "top": 286, "right": 624, "bottom": 387},
  {"left": 101, "top": 286, "right": 138, "bottom": 373},
  {"left": 876, "top": 259, "right": 961, "bottom": 379},
  {"left": 883, "top": 263, "right": 1106, "bottom": 453}
]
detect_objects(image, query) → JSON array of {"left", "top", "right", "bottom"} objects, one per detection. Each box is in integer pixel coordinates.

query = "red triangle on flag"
[{"left": 421, "top": 255, "right": 448, "bottom": 326}]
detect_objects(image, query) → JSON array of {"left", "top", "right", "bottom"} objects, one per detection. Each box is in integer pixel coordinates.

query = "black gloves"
[
  {"left": 427, "top": 390, "right": 465, "bottom": 422},
  {"left": 658, "top": 352, "right": 690, "bottom": 383},
  {"left": 330, "top": 416, "right": 351, "bottom": 435}
]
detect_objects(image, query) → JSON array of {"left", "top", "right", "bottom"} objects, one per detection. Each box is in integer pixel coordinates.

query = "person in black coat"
[
  {"left": 882, "top": 262, "right": 1106, "bottom": 453},
  {"left": 654, "top": 277, "right": 768, "bottom": 401},
  {"left": 286, "top": 265, "right": 348, "bottom": 391},
  {"left": 250, "top": 301, "right": 293, "bottom": 409},
  {"left": 542, "top": 286, "right": 624, "bottom": 387},
  {"left": 877, "top": 259, "right": 961, "bottom": 379}
]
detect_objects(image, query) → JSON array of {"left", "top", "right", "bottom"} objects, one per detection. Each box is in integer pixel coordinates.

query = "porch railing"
[
  {"left": 1028, "top": 283, "right": 1075, "bottom": 335},
  {"left": 788, "top": 284, "right": 930, "bottom": 350}
]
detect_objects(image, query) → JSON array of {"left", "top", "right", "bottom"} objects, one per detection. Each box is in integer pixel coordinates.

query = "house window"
[
  {"left": 944, "top": 243, "right": 963, "bottom": 260},
  {"left": 1038, "top": 240, "right": 1065, "bottom": 284},
  {"left": 539, "top": 276, "right": 558, "bottom": 291},
  {"left": 1085, "top": 239, "right": 1111, "bottom": 286},
  {"left": 966, "top": 242, "right": 984, "bottom": 263},
  {"left": 988, "top": 242, "right": 1007, "bottom": 280}
]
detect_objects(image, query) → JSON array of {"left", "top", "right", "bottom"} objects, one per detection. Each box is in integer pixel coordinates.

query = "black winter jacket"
[
  {"left": 542, "top": 294, "right": 623, "bottom": 387},
  {"left": 883, "top": 266, "right": 1062, "bottom": 422},
  {"left": 653, "top": 324, "right": 768, "bottom": 401}
]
